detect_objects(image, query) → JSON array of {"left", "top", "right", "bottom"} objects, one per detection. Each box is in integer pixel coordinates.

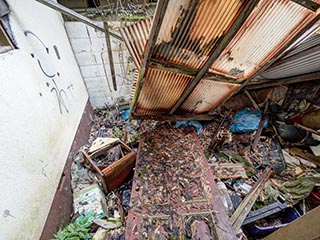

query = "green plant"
[{"left": 52, "top": 215, "right": 92, "bottom": 240}]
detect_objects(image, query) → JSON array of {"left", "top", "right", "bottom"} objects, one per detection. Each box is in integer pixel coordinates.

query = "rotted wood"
[
  {"left": 131, "top": 113, "right": 217, "bottom": 121},
  {"left": 82, "top": 150, "right": 109, "bottom": 193},
  {"left": 169, "top": 0, "right": 261, "bottom": 115},
  {"left": 230, "top": 167, "right": 273, "bottom": 232},
  {"left": 294, "top": 123, "right": 320, "bottom": 136},
  {"left": 35, "top": 0, "right": 122, "bottom": 40},
  {"left": 251, "top": 100, "right": 270, "bottom": 151},
  {"left": 245, "top": 90, "right": 260, "bottom": 109},
  {"left": 104, "top": 22, "right": 117, "bottom": 91},
  {"left": 264, "top": 205, "right": 320, "bottom": 240},
  {"left": 289, "top": 148, "right": 320, "bottom": 168},
  {"left": 131, "top": 0, "right": 170, "bottom": 113}
]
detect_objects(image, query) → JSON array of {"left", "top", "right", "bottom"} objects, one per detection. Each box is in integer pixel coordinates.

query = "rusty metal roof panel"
[
  {"left": 179, "top": 79, "right": 240, "bottom": 114},
  {"left": 259, "top": 34, "right": 320, "bottom": 79},
  {"left": 210, "top": 0, "right": 318, "bottom": 80},
  {"left": 120, "top": 18, "right": 152, "bottom": 67},
  {"left": 153, "top": 0, "right": 245, "bottom": 69},
  {"left": 135, "top": 68, "right": 193, "bottom": 115}
]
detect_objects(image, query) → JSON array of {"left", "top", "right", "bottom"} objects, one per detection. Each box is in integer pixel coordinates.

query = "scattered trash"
[
  {"left": 54, "top": 81, "right": 320, "bottom": 240},
  {"left": 73, "top": 183, "right": 108, "bottom": 219}
]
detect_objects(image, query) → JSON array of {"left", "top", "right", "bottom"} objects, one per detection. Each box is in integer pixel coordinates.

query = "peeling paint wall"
[
  {"left": 0, "top": 0, "right": 89, "bottom": 239},
  {"left": 65, "top": 22, "right": 135, "bottom": 108}
]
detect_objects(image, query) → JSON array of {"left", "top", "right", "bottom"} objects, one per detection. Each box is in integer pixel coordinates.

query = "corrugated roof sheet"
[
  {"left": 179, "top": 80, "right": 240, "bottom": 113},
  {"left": 210, "top": 0, "right": 317, "bottom": 80},
  {"left": 120, "top": 0, "right": 320, "bottom": 118},
  {"left": 153, "top": 0, "right": 245, "bottom": 69},
  {"left": 120, "top": 18, "right": 152, "bottom": 67},
  {"left": 259, "top": 34, "right": 320, "bottom": 79},
  {"left": 135, "top": 68, "right": 193, "bottom": 115}
]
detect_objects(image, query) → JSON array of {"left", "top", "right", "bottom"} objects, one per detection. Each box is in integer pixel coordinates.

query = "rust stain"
[
  {"left": 135, "top": 68, "right": 193, "bottom": 115},
  {"left": 179, "top": 79, "right": 240, "bottom": 113},
  {"left": 210, "top": 0, "right": 318, "bottom": 80}
]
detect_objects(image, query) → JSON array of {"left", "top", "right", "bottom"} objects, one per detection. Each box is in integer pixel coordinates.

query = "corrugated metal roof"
[
  {"left": 120, "top": 0, "right": 320, "bottom": 118},
  {"left": 120, "top": 18, "right": 152, "bottom": 67},
  {"left": 259, "top": 34, "right": 320, "bottom": 79},
  {"left": 179, "top": 80, "right": 240, "bottom": 113},
  {"left": 153, "top": 0, "right": 245, "bottom": 69},
  {"left": 135, "top": 68, "right": 193, "bottom": 115},
  {"left": 210, "top": 0, "right": 317, "bottom": 80}
]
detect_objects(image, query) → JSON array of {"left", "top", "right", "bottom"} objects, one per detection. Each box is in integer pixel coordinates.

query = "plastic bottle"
[{"left": 217, "top": 180, "right": 234, "bottom": 216}]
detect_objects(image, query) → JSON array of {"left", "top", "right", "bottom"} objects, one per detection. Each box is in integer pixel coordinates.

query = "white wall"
[
  {"left": 0, "top": 1, "right": 89, "bottom": 239},
  {"left": 65, "top": 21, "right": 135, "bottom": 108}
]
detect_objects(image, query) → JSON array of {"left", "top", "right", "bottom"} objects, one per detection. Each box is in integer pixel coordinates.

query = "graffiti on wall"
[{"left": 24, "top": 31, "right": 74, "bottom": 114}]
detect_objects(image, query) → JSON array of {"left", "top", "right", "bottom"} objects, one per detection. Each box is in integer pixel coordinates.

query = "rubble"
[{"left": 53, "top": 81, "right": 320, "bottom": 240}]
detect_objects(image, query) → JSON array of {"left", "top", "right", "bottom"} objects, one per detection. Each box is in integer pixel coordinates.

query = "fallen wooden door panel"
[{"left": 126, "top": 127, "right": 236, "bottom": 239}]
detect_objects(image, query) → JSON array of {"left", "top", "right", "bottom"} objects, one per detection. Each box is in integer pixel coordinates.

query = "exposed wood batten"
[
  {"left": 210, "top": 12, "right": 320, "bottom": 114},
  {"left": 290, "top": 0, "right": 320, "bottom": 12},
  {"left": 104, "top": 22, "right": 117, "bottom": 91},
  {"left": 245, "top": 71, "right": 320, "bottom": 90},
  {"left": 130, "top": 0, "right": 170, "bottom": 113},
  {"left": 131, "top": 113, "right": 217, "bottom": 121},
  {"left": 35, "top": 0, "right": 122, "bottom": 41},
  {"left": 168, "top": 0, "right": 260, "bottom": 115},
  {"left": 150, "top": 58, "right": 237, "bottom": 82}
]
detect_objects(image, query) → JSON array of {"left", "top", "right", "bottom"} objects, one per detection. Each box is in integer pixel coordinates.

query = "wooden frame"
[{"left": 82, "top": 139, "right": 136, "bottom": 193}]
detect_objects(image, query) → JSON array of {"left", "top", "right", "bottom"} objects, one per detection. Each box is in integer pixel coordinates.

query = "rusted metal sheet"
[
  {"left": 210, "top": 0, "right": 319, "bottom": 80},
  {"left": 153, "top": 0, "right": 245, "bottom": 69},
  {"left": 179, "top": 79, "right": 240, "bottom": 114},
  {"left": 122, "top": 0, "right": 320, "bottom": 118},
  {"left": 135, "top": 68, "right": 193, "bottom": 115},
  {"left": 120, "top": 18, "right": 152, "bottom": 67},
  {"left": 126, "top": 128, "right": 236, "bottom": 239},
  {"left": 259, "top": 34, "right": 320, "bottom": 79}
]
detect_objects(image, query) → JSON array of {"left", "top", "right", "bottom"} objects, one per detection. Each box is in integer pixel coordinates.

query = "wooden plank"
[
  {"left": 251, "top": 100, "right": 270, "bottom": 151},
  {"left": 35, "top": 0, "right": 122, "bottom": 40},
  {"left": 131, "top": 0, "right": 170, "bottom": 113},
  {"left": 230, "top": 167, "right": 273, "bottom": 232},
  {"left": 294, "top": 123, "right": 320, "bottom": 136},
  {"left": 209, "top": 163, "right": 247, "bottom": 179},
  {"left": 131, "top": 113, "right": 217, "bottom": 121},
  {"left": 264, "top": 205, "right": 320, "bottom": 240},
  {"left": 104, "top": 22, "right": 117, "bottom": 91},
  {"left": 168, "top": 0, "right": 260, "bottom": 115},
  {"left": 245, "top": 90, "right": 260, "bottom": 109},
  {"left": 289, "top": 148, "right": 320, "bottom": 168}
]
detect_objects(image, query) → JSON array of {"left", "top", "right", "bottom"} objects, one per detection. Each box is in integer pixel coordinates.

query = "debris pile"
[{"left": 52, "top": 82, "right": 320, "bottom": 240}]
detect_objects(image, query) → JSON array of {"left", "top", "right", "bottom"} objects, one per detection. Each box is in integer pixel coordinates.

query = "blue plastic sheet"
[
  {"left": 174, "top": 121, "right": 203, "bottom": 135},
  {"left": 230, "top": 109, "right": 268, "bottom": 133}
]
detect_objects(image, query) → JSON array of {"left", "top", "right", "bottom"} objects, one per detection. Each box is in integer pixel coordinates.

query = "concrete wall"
[
  {"left": 65, "top": 21, "right": 135, "bottom": 108},
  {"left": 0, "top": 0, "right": 89, "bottom": 239}
]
